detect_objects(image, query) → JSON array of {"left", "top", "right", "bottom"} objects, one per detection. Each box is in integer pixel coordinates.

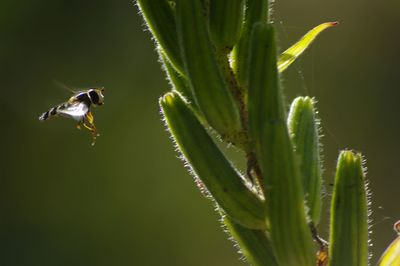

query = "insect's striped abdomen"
[{"left": 38, "top": 103, "right": 68, "bottom": 121}]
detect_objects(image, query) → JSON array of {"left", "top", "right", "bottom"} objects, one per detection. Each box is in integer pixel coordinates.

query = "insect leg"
[
  {"left": 83, "top": 112, "right": 99, "bottom": 145},
  {"left": 84, "top": 112, "right": 98, "bottom": 133},
  {"left": 86, "top": 111, "right": 94, "bottom": 123},
  {"left": 82, "top": 122, "right": 95, "bottom": 132}
]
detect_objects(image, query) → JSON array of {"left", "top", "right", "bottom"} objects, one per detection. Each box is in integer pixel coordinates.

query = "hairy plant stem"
[
  {"left": 137, "top": 1, "right": 374, "bottom": 265},
  {"left": 215, "top": 49, "right": 249, "bottom": 148}
]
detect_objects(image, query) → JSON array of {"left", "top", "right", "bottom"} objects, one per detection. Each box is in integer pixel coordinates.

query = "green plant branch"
[
  {"left": 224, "top": 216, "right": 278, "bottom": 266},
  {"left": 160, "top": 92, "right": 266, "bottom": 230},
  {"left": 329, "top": 151, "right": 369, "bottom": 266},
  {"left": 248, "top": 23, "right": 315, "bottom": 265},
  {"left": 136, "top": 0, "right": 184, "bottom": 74},
  {"left": 288, "top": 97, "right": 323, "bottom": 225},
  {"left": 175, "top": 0, "right": 242, "bottom": 138},
  {"left": 232, "top": 0, "right": 269, "bottom": 89},
  {"left": 136, "top": 0, "right": 378, "bottom": 265}
]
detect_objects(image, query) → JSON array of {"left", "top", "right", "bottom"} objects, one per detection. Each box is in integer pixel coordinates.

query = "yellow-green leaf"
[
  {"left": 278, "top": 22, "right": 338, "bottom": 73},
  {"left": 378, "top": 220, "right": 400, "bottom": 266}
]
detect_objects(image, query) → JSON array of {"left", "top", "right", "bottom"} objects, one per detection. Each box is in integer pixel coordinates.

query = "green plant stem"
[
  {"left": 232, "top": 0, "right": 269, "bottom": 89},
  {"left": 209, "top": 0, "right": 245, "bottom": 51},
  {"left": 175, "top": 0, "right": 242, "bottom": 138},
  {"left": 248, "top": 23, "right": 315, "bottom": 266},
  {"left": 224, "top": 216, "right": 278, "bottom": 266},
  {"left": 329, "top": 151, "right": 369, "bottom": 266},
  {"left": 160, "top": 92, "right": 266, "bottom": 230},
  {"left": 136, "top": 0, "right": 184, "bottom": 74},
  {"left": 160, "top": 52, "right": 196, "bottom": 109},
  {"left": 287, "top": 97, "right": 323, "bottom": 225}
]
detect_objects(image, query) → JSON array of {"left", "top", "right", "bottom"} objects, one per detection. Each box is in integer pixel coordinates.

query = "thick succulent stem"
[
  {"left": 329, "top": 151, "right": 369, "bottom": 266},
  {"left": 160, "top": 92, "right": 266, "bottom": 230},
  {"left": 248, "top": 23, "right": 315, "bottom": 266},
  {"left": 137, "top": 1, "right": 375, "bottom": 265}
]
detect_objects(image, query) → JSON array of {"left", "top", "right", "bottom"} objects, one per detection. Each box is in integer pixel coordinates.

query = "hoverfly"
[{"left": 39, "top": 87, "right": 105, "bottom": 145}]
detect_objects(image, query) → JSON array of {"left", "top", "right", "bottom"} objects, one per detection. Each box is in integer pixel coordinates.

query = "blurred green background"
[{"left": 1, "top": 0, "right": 399, "bottom": 265}]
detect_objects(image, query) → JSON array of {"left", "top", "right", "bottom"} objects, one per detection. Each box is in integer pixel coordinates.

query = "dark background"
[{"left": 1, "top": 0, "right": 399, "bottom": 265}]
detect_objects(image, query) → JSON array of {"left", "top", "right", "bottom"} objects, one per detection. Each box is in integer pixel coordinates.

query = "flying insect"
[{"left": 39, "top": 88, "right": 105, "bottom": 145}]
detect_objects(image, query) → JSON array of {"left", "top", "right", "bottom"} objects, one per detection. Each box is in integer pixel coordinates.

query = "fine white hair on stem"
[{"left": 159, "top": 98, "right": 212, "bottom": 198}]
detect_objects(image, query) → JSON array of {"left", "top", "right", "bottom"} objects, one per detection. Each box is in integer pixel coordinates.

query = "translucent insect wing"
[{"left": 58, "top": 102, "right": 89, "bottom": 121}]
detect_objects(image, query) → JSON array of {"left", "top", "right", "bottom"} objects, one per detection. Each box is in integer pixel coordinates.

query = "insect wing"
[{"left": 58, "top": 102, "right": 89, "bottom": 121}]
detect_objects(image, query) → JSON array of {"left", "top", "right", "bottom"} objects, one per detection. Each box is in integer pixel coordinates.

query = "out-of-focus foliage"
[{"left": 379, "top": 221, "right": 400, "bottom": 266}]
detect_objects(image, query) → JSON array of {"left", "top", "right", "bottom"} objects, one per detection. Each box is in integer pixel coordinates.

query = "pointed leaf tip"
[{"left": 278, "top": 21, "right": 338, "bottom": 72}]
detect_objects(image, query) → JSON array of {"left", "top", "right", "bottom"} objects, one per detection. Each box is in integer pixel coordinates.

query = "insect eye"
[{"left": 89, "top": 90, "right": 100, "bottom": 104}]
